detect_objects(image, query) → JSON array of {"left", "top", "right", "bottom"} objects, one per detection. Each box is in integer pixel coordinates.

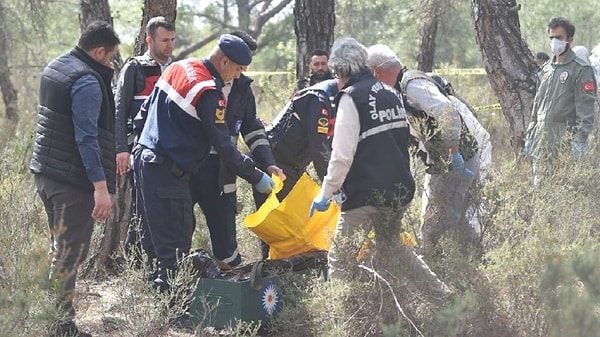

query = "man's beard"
[{"left": 312, "top": 71, "right": 331, "bottom": 81}]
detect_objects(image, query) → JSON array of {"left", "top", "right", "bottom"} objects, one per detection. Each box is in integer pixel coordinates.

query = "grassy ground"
[{"left": 2, "top": 78, "right": 600, "bottom": 337}]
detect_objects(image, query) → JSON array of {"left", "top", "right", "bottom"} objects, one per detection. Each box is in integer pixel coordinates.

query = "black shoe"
[{"left": 50, "top": 321, "right": 91, "bottom": 337}]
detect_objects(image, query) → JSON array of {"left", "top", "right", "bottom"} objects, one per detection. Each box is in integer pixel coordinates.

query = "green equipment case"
[{"left": 189, "top": 251, "right": 327, "bottom": 329}]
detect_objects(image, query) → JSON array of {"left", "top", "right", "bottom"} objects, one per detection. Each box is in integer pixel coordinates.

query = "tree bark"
[
  {"left": 293, "top": 0, "right": 335, "bottom": 81},
  {"left": 417, "top": 0, "right": 442, "bottom": 72},
  {"left": 471, "top": 0, "right": 538, "bottom": 155},
  {"left": 0, "top": 2, "right": 18, "bottom": 121},
  {"left": 132, "top": 0, "right": 177, "bottom": 57},
  {"left": 78, "top": 0, "right": 128, "bottom": 278}
]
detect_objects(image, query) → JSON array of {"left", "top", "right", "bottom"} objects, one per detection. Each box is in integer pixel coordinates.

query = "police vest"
[
  {"left": 130, "top": 57, "right": 162, "bottom": 116},
  {"left": 337, "top": 71, "right": 415, "bottom": 211},
  {"left": 137, "top": 59, "right": 222, "bottom": 174}
]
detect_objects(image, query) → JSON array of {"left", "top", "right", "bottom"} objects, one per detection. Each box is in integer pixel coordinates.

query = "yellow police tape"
[
  {"left": 474, "top": 103, "right": 502, "bottom": 111},
  {"left": 245, "top": 68, "right": 503, "bottom": 111},
  {"left": 433, "top": 68, "right": 487, "bottom": 75},
  {"left": 246, "top": 68, "right": 489, "bottom": 77}
]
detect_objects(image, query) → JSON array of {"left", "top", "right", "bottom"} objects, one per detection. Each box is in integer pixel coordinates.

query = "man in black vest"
[
  {"left": 114, "top": 16, "right": 176, "bottom": 265},
  {"left": 30, "top": 21, "right": 120, "bottom": 337},
  {"left": 310, "top": 37, "right": 451, "bottom": 301}
]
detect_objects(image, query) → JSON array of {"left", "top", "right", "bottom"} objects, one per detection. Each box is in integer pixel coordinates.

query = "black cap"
[{"left": 218, "top": 34, "right": 252, "bottom": 66}]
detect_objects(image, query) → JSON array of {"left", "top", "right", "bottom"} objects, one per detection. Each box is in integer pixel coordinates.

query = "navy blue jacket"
[
  {"left": 216, "top": 74, "right": 276, "bottom": 193},
  {"left": 136, "top": 59, "right": 263, "bottom": 184}
]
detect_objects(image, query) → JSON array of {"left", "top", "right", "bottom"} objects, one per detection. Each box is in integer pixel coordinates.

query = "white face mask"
[{"left": 550, "top": 38, "right": 568, "bottom": 56}]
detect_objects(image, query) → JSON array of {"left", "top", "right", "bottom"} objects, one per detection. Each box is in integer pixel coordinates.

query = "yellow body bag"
[{"left": 243, "top": 173, "right": 340, "bottom": 259}]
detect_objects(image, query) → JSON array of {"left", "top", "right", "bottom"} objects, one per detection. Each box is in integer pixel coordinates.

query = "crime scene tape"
[
  {"left": 245, "top": 69, "right": 501, "bottom": 111},
  {"left": 474, "top": 103, "right": 502, "bottom": 111},
  {"left": 434, "top": 68, "right": 487, "bottom": 75},
  {"left": 246, "top": 69, "right": 489, "bottom": 76},
  {"left": 245, "top": 71, "right": 290, "bottom": 76}
]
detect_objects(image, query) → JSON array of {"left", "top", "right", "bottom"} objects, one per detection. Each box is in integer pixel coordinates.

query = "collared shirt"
[{"left": 72, "top": 74, "right": 105, "bottom": 183}]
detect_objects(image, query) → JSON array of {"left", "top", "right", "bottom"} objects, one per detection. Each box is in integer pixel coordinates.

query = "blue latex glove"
[
  {"left": 571, "top": 141, "right": 587, "bottom": 159},
  {"left": 254, "top": 172, "right": 275, "bottom": 194},
  {"left": 524, "top": 139, "right": 532, "bottom": 155},
  {"left": 309, "top": 194, "right": 331, "bottom": 217},
  {"left": 450, "top": 152, "right": 475, "bottom": 179}
]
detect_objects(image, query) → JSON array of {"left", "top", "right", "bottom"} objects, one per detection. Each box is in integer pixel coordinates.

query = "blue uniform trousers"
[
  {"left": 189, "top": 154, "right": 242, "bottom": 266},
  {"left": 134, "top": 146, "right": 194, "bottom": 283}
]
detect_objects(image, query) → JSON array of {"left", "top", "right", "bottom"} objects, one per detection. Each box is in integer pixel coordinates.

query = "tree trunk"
[
  {"left": 0, "top": 2, "right": 18, "bottom": 121},
  {"left": 470, "top": 0, "right": 538, "bottom": 155},
  {"left": 293, "top": 0, "right": 335, "bottom": 81},
  {"left": 132, "top": 0, "right": 177, "bottom": 56},
  {"left": 78, "top": 0, "right": 128, "bottom": 278},
  {"left": 417, "top": 0, "right": 442, "bottom": 72}
]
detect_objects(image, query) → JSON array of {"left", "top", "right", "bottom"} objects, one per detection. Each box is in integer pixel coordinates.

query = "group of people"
[
  {"left": 29, "top": 14, "right": 596, "bottom": 337},
  {"left": 30, "top": 17, "right": 282, "bottom": 336}
]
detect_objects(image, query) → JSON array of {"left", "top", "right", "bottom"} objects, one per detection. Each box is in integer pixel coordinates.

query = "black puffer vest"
[{"left": 30, "top": 47, "right": 116, "bottom": 194}]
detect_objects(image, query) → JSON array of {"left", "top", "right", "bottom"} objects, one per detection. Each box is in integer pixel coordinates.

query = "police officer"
[
  {"left": 525, "top": 17, "right": 596, "bottom": 180},
  {"left": 114, "top": 16, "right": 176, "bottom": 266},
  {"left": 309, "top": 37, "right": 415, "bottom": 277},
  {"left": 254, "top": 77, "right": 338, "bottom": 258},
  {"left": 189, "top": 31, "right": 283, "bottom": 267},
  {"left": 310, "top": 38, "right": 451, "bottom": 300},
  {"left": 133, "top": 34, "right": 275, "bottom": 293}
]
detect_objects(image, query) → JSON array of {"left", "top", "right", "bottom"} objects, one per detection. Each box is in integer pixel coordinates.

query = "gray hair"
[
  {"left": 328, "top": 37, "right": 368, "bottom": 77},
  {"left": 366, "top": 44, "right": 402, "bottom": 70}
]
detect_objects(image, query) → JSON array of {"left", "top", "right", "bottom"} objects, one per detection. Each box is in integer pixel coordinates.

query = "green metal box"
[{"left": 189, "top": 252, "right": 327, "bottom": 328}]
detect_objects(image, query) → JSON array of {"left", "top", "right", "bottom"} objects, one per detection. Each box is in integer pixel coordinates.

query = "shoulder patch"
[
  {"left": 317, "top": 117, "right": 329, "bottom": 134},
  {"left": 215, "top": 108, "right": 225, "bottom": 124},
  {"left": 583, "top": 81, "right": 596, "bottom": 93}
]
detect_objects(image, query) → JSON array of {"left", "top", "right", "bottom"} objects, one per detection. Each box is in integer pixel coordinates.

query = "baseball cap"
[{"left": 218, "top": 34, "right": 252, "bottom": 66}]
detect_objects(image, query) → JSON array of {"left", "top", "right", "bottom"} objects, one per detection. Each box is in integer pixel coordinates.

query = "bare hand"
[
  {"left": 92, "top": 181, "right": 112, "bottom": 220},
  {"left": 267, "top": 165, "right": 286, "bottom": 181},
  {"left": 116, "top": 152, "right": 131, "bottom": 175}
]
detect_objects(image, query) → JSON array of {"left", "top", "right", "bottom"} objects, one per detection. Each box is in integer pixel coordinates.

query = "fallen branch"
[{"left": 358, "top": 264, "right": 425, "bottom": 337}]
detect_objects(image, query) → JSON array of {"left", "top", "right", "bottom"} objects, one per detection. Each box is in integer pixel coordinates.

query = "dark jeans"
[
  {"left": 34, "top": 174, "right": 95, "bottom": 321},
  {"left": 252, "top": 161, "right": 304, "bottom": 259},
  {"left": 134, "top": 147, "right": 194, "bottom": 284},
  {"left": 189, "top": 155, "right": 241, "bottom": 266}
]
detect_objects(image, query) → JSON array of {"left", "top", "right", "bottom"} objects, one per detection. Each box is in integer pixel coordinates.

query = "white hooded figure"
[
  {"left": 589, "top": 43, "right": 600, "bottom": 87},
  {"left": 572, "top": 45, "right": 591, "bottom": 65}
]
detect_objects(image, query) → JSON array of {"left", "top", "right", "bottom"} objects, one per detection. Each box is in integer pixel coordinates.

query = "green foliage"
[{"left": 540, "top": 249, "right": 600, "bottom": 337}]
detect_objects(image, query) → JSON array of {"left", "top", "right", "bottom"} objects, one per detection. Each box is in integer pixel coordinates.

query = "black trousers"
[{"left": 189, "top": 155, "right": 241, "bottom": 266}]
